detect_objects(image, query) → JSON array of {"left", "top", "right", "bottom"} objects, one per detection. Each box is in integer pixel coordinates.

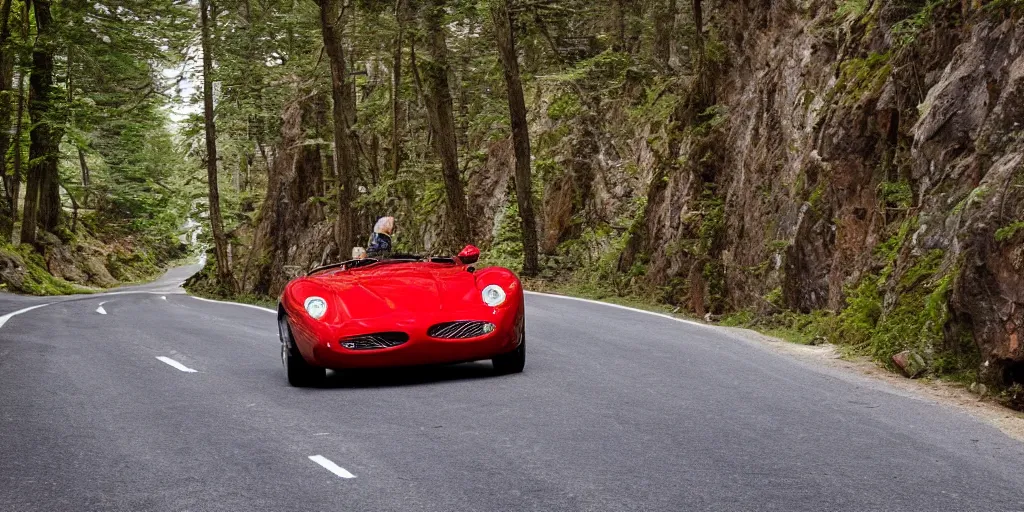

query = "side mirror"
[{"left": 456, "top": 245, "right": 480, "bottom": 265}]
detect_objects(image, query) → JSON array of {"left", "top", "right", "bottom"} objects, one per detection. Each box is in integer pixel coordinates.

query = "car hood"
[{"left": 314, "top": 263, "right": 480, "bottom": 320}]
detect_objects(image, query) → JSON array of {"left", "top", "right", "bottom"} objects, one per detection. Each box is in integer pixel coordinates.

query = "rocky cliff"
[{"left": 509, "top": 1, "right": 1024, "bottom": 386}]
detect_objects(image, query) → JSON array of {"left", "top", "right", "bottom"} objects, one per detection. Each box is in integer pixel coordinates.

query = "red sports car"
[{"left": 277, "top": 245, "right": 525, "bottom": 387}]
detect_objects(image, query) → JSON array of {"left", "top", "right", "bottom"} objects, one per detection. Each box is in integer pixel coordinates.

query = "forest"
[{"left": 1, "top": 0, "right": 1023, "bottom": 397}]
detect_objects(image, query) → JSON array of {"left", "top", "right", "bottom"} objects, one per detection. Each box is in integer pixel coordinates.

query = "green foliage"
[
  {"left": 880, "top": 180, "right": 913, "bottom": 209},
  {"left": 696, "top": 189, "right": 724, "bottom": 256},
  {"left": 629, "top": 78, "right": 680, "bottom": 126},
  {"left": 874, "top": 215, "right": 917, "bottom": 268},
  {"left": 891, "top": 0, "right": 946, "bottom": 48},
  {"left": 691, "top": 104, "right": 728, "bottom": 136},
  {"left": 547, "top": 93, "right": 582, "bottom": 121},
  {"left": 480, "top": 201, "right": 526, "bottom": 273},
  {"left": 835, "top": 274, "right": 884, "bottom": 347},
  {"left": 549, "top": 50, "right": 631, "bottom": 87},
  {"left": 830, "top": 249, "right": 961, "bottom": 374},
  {"left": 723, "top": 308, "right": 836, "bottom": 345},
  {"left": 834, "top": 0, "right": 870, "bottom": 22},
  {"left": 995, "top": 221, "right": 1024, "bottom": 242},
  {"left": 869, "top": 250, "right": 947, "bottom": 360},
  {"left": 959, "top": 186, "right": 988, "bottom": 214},
  {"left": 834, "top": 51, "right": 892, "bottom": 104}
]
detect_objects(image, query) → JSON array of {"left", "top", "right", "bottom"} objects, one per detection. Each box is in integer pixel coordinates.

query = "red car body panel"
[{"left": 280, "top": 259, "right": 524, "bottom": 369}]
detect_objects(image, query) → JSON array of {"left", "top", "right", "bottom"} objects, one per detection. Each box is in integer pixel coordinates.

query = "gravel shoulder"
[{"left": 721, "top": 325, "right": 1024, "bottom": 442}]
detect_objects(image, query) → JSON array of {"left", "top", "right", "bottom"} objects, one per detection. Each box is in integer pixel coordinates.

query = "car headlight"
[
  {"left": 481, "top": 285, "right": 506, "bottom": 307},
  {"left": 304, "top": 296, "right": 328, "bottom": 320}
]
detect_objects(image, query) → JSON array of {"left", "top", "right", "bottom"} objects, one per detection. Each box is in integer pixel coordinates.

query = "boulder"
[{"left": 892, "top": 350, "right": 927, "bottom": 379}]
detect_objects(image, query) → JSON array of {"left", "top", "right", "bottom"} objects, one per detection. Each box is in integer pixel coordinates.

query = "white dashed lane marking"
[
  {"left": 155, "top": 356, "right": 197, "bottom": 373},
  {"left": 96, "top": 301, "right": 108, "bottom": 315},
  {"left": 308, "top": 455, "right": 356, "bottom": 479}
]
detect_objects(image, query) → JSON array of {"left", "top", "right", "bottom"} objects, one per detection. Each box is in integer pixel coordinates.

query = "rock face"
[
  {"left": 238, "top": 94, "right": 333, "bottom": 297},
  {"left": 518, "top": 3, "right": 1024, "bottom": 383}
]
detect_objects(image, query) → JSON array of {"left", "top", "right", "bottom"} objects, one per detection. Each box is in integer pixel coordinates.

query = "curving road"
[{"left": 1, "top": 267, "right": 1023, "bottom": 511}]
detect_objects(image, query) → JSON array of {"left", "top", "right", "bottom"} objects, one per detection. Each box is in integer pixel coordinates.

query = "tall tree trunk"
[
  {"left": 23, "top": 0, "right": 62, "bottom": 244},
  {"left": 419, "top": 0, "right": 470, "bottom": 247},
  {"left": 199, "top": 0, "right": 236, "bottom": 292},
  {"left": 318, "top": 0, "right": 357, "bottom": 256},
  {"left": 67, "top": 47, "right": 90, "bottom": 194},
  {"left": 390, "top": 0, "right": 406, "bottom": 180},
  {"left": 9, "top": 0, "right": 27, "bottom": 242},
  {"left": 10, "top": 66, "right": 23, "bottom": 241},
  {"left": 78, "top": 148, "right": 90, "bottom": 188},
  {"left": 491, "top": 0, "right": 539, "bottom": 276},
  {"left": 0, "top": 0, "right": 13, "bottom": 227}
]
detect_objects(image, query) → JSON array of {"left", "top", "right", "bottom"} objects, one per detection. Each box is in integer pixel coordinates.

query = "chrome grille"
[
  {"left": 428, "top": 321, "right": 494, "bottom": 339},
  {"left": 340, "top": 332, "right": 409, "bottom": 350}
]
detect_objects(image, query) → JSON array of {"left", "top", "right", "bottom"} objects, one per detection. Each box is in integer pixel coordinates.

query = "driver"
[{"left": 366, "top": 216, "right": 395, "bottom": 259}]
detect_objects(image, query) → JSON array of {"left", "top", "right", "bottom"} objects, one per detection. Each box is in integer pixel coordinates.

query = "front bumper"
[{"left": 289, "top": 305, "right": 523, "bottom": 369}]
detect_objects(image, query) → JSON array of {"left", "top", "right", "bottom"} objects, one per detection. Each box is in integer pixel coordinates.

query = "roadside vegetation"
[{"left": 0, "top": 1, "right": 193, "bottom": 295}]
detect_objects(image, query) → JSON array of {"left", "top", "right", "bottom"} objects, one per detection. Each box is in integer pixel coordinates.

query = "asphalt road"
[{"left": 2, "top": 267, "right": 1023, "bottom": 511}]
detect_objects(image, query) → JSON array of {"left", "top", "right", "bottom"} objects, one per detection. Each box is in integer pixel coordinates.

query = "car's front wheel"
[
  {"left": 492, "top": 330, "right": 525, "bottom": 375},
  {"left": 279, "top": 314, "right": 326, "bottom": 387}
]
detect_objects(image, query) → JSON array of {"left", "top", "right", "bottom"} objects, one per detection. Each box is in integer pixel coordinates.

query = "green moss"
[
  {"left": 690, "top": 105, "right": 728, "bottom": 137},
  {"left": 995, "top": 221, "right": 1024, "bottom": 243},
  {"left": 880, "top": 180, "right": 913, "bottom": 209},
  {"left": 834, "top": 0, "right": 869, "bottom": 22},
  {"left": 873, "top": 215, "right": 917, "bottom": 267},
  {"left": 807, "top": 182, "right": 827, "bottom": 212},
  {"left": 835, "top": 274, "right": 883, "bottom": 347},
  {"left": 952, "top": 185, "right": 989, "bottom": 215},
  {"left": 834, "top": 51, "right": 892, "bottom": 105},
  {"left": 106, "top": 249, "right": 161, "bottom": 283},
  {"left": 629, "top": 79, "right": 680, "bottom": 126},
  {"left": 697, "top": 192, "right": 724, "bottom": 256},
  {"left": 547, "top": 93, "right": 582, "bottom": 121},
  {"left": 834, "top": 249, "right": 949, "bottom": 365},
  {"left": 869, "top": 252, "right": 949, "bottom": 363},
  {"left": 0, "top": 244, "right": 93, "bottom": 296}
]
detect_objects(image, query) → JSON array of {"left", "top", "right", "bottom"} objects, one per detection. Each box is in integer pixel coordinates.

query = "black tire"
[
  {"left": 492, "top": 329, "right": 526, "bottom": 375},
  {"left": 279, "top": 314, "right": 326, "bottom": 387}
]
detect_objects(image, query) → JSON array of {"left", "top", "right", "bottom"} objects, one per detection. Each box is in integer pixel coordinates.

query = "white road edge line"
[
  {"left": 96, "top": 301, "right": 108, "bottom": 315},
  {"left": 189, "top": 295, "right": 276, "bottom": 314},
  {"left": 524, "top": 290, "right": 712, "bottom": 329},
  {"left": 156, "top": 356, "right": 198, "bottom": 373},
  {"left": 93, "top": 291, "right": 186, "bottom": 297},
  {"left": 308, "top": 455, "right": 355, "bottom": 479},
  {"left": 0, "top": 303, "right": 52, "bottom": 329}
]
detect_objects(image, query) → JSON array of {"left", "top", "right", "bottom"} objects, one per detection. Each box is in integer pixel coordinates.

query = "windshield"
[{"left": 308, "top": 254, "right": 458, "bottom": 275}]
